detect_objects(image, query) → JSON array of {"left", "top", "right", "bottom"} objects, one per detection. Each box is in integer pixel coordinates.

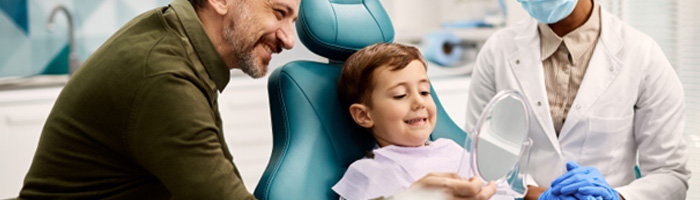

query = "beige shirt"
[{"left": 538, "top": 1, "right": 602, "bottom": 135}]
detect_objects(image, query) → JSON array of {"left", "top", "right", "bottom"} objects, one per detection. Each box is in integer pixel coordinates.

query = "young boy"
[{"left": 332, "top": 43, "right": 497, "bottom": 200}]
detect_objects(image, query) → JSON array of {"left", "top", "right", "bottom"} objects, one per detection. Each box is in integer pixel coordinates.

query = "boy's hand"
[{"left": 410, "top": 172, "right": 496, "bottom": 200}]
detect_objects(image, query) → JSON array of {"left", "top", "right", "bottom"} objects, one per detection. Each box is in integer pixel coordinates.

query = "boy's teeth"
[{"left": 405, "top": 118, "right": 423, "bottom": 124}]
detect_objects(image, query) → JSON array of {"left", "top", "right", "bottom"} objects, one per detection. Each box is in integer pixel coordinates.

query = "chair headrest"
[{"left": 296, "top": 0, "right": 395, "bottom": 61}]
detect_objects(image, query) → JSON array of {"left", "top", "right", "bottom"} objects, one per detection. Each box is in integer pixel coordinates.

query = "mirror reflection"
[{"left": 465, "top": 90, "right": 533, "bottom": 198}]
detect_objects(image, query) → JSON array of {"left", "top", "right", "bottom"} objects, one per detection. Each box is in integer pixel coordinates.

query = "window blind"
[{"left": 677, "top": 1, "right": 700, "bottom": 198}]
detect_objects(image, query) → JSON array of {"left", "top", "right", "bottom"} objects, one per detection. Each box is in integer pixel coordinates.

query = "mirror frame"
[{"left": 466, "top": 90, "right": 534, "bottom": 198}]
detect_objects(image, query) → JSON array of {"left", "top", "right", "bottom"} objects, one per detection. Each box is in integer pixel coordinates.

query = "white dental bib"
[{"left": 332, "top": 139, "right": 469, "bottom": 200}]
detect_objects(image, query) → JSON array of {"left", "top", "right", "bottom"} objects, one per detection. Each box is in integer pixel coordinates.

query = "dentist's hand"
[
  {"left": 537, "top": 187, "right": 556, "bottom": 200},
  {"left": 550, "top": 162, "right": 620, "bottom": 200},
  {"left": 537, "top": 187, "right": 601, "bottom": 200}
]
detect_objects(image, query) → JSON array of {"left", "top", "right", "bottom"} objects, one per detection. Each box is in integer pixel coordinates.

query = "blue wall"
[{"left": 0, "top": 0, "right": 170, "bottom": 77}]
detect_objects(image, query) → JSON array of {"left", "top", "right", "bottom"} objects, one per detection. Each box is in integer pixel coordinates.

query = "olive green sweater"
[{"left": 19, "top": 0, "right": 255, "bottom": 199}]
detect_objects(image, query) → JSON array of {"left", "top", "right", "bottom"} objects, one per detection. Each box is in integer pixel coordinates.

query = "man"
[
  {"left": 466, "top": 0, "right": 691, "bottom": 199},
  {"left": 19, "top": 0, "right": 298, "bottom": 199}
]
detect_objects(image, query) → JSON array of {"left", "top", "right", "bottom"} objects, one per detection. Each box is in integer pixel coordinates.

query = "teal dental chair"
[{"left": 253, "top": 0, "right": 467, "bottom": 199}]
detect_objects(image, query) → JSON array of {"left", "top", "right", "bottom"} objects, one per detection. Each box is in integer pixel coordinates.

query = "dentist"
[{"left": 465, "top": 0, "right": 690, "bottom": 199}]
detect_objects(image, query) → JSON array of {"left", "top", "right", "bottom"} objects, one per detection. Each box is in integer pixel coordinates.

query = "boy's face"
[{"left": 350, "top": 60, "right": 437, "bottom": 147}]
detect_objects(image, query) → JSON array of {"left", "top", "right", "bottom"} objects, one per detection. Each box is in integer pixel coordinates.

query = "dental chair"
[{"left": 253, "top": 0, "right": 467, "bottom": 199}]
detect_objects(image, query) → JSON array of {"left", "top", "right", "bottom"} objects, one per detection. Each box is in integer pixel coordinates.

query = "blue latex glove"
[
  {"left": 537, "top": 187, "right": 555, "bottom": 200},
  {"left": 538, "top": 187, "right": 601, "bottom": 200},
  {"left": 550, "top": 162, "right": 620, "bottom": 200}
]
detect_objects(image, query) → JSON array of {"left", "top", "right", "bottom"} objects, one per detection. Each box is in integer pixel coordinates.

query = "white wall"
[{"left": 381, "top": 0, "right": 530, "bottom": 37}]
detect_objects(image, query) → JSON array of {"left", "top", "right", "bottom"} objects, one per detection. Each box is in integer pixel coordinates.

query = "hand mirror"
[{"left": 464, "top": 90, "right": 533, "bottom": 198}]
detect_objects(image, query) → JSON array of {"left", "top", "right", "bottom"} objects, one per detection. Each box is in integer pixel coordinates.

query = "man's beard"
[{"left": 223, "top": 7, "right": 266, "bottom": 78}]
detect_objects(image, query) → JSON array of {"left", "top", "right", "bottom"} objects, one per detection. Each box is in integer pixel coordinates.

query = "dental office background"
[{"left": 0, "top": 0, "right": 698, "bottom": 199}]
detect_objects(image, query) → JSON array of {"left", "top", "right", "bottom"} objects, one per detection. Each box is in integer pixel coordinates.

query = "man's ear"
[
  {"left": 349, "top": 103, "right": 374, "bottom": 128},
  {"left": 206, "top": 0, "right": 229, "bottom": 15}
]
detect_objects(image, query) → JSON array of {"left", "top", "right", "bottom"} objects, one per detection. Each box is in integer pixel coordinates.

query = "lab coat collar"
[
  {"left": 558, "top": 10, "right": 624, "bottom": 137},
  {"left": 598, "top": 10, "right": 623, "bottom": 55},
  {"left": 509, "top": 10, "right": 625, "bottom": 145},
  {"left": 511, "top": 18, "right": 562, "bottom": 156}
]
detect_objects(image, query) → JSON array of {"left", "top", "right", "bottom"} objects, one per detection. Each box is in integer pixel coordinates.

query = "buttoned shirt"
[{"left": 538, "top": 2, "right": 602, "bottom": 135}]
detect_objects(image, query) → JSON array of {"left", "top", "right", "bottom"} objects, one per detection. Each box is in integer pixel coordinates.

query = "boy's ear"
[
  {"left": 349, "top": 103, "right": 374, "bottom": 128},
  {"left": 206, "top": 0, "right": 229, "bottom": 15}
]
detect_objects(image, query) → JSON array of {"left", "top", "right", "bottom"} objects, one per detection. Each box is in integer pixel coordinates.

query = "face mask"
[{"left": 517, "top": 0, "right": 578, "bottom": 24}]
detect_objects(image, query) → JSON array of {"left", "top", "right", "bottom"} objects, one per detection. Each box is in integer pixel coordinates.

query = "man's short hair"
[
  {"left": 188, "top": 0, "right": 204, "bottom": 10},
  {"left": 337, "top": 42, "right": 426, "bottom": 109}
]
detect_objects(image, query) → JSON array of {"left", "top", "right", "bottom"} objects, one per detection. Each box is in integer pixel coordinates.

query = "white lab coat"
[{"left": 465, "top": 10, "right": 691, "bottom": 200}]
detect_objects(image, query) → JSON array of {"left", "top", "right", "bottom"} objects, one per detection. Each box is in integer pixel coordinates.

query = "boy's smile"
[{"left": 404, "top": 117, "right": 427, "bottom": 126}]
